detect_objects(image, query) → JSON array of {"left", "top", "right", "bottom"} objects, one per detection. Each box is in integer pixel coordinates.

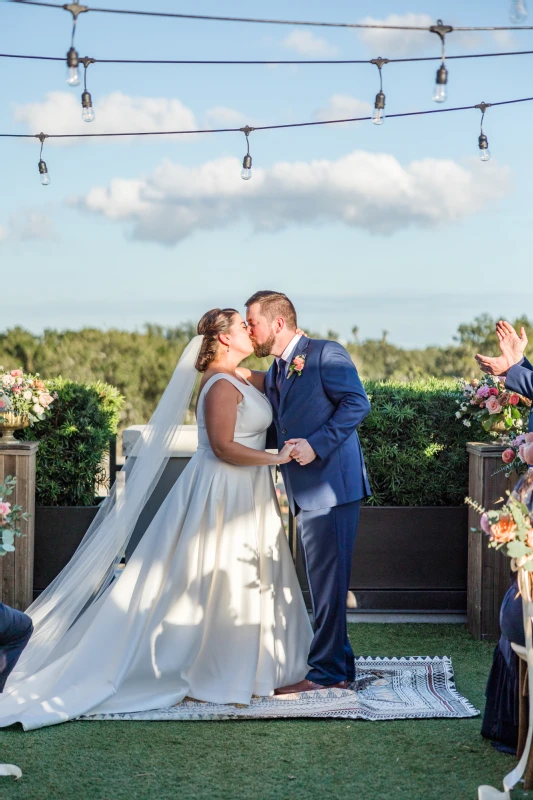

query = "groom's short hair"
[{"left": 245, "top": 290, "right": 297, "bottom": 330}]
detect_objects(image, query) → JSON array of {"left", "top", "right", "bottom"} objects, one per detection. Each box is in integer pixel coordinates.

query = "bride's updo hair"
[{"left": 196, "top": 308, "right": 239, "bottom": 372}]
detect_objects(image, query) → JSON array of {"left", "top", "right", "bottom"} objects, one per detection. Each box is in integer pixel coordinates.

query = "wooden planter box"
[
  {"left": 290, "top": 505, "right": 468, "bottom": 613},
  {"left": 33, "top": 505, "right": 101, "bottom": 599},
  {"left": 467, "top": 442, "right": 518, "bottom": 641}
]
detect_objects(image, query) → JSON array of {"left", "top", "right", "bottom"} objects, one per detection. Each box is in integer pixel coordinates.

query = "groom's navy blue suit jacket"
[
  {"left": 506, "top": 356, "right": 533, "bottom": 431},
  {"left": 265, "top": 337, "right": 371, "bottom": 513}
]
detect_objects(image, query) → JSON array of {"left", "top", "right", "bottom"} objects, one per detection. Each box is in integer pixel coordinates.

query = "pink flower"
[
  {"left": 2, "top": 375, "right": 14, "bottom": 388},
  {"left": 0, "top": 502, "right": 11, "bottom": 516},
  {"left": 523, "top": 442, "right": 533, "bottom": 465},
  {"left": 525, "top": 433, "right": 533, "bottom": 444},
  {"left": 485, "top": 396, "right": 503, "bottom": 415},
  {"left": 38, "top": 392, "right": 53, "bottom": 408},
  {"left": 502, "top": 448, "right": 516, "bottom": 465},
  {"left": 519, "top": 445, "right": 527, "bottom": 462},
  {"left": 515, "top": 434, "right": 526, "bottom": 446},
  {"left": 480, "top": 513, "right": 491, "bottom": 535},
  {"left": 510, "top": 394, "right": 520, "bottom": 406},
  {"left": 11, "top": 385, "right": 21, "bottom": 394},
  {"left": 292, "top": 357, "right": 305, "bottom": 371},
  {"left": 9, "top": 369, "right": 22, "bottom": 378},
  {"left": 477, "top": 386, "right": 491, "bottom": 398},
  {"left": 489, "top": 388, "right": 499, "bottom": 397}
]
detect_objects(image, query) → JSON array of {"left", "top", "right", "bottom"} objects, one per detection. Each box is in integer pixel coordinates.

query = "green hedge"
[
  {"left": 17, "top": 378, "right": 124, "bottom": 506},
  {"left": 360, "top": 379, "right": 471, "bottom": 507}
]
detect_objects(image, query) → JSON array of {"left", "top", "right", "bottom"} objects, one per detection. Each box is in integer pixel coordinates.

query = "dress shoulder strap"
[{"left": 199, "top": 373, "right": 247, "bottom": 405}]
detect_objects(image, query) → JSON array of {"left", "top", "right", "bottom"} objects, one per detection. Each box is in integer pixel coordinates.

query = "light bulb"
[
  {"left": 372, "top": 91, "right": 386, "bottom": 125},
  {"left": 66, "top": 66, "right": 80, "bottom": 86},
  {"left": 478, "top": 133, "right": 491, "bottom": 162},
  {"left": 241, "top": 154, "right": 252, "bottom": 180},
  {"left": 81, "top": 91, "right": 95, "bottom": 123},
  {"left": 433, "top": 64, "right": 448, "bottom": 103},
  {"left": 66, "top": 47, "right": 80, "bottom": 86},
  {"left": 510, "top": 0, "right": 528, "bottom": 23},
  {"left": 38, "top": 160, "right": 50, "bottom": 186}
]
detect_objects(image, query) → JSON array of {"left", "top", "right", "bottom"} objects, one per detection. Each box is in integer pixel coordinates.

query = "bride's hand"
[{"left": 276, "top": 443, "right": 295, "bottom": 464}]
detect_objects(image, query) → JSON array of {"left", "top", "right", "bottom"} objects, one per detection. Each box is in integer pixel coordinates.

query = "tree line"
[{"left": 0, "top": 314, "right": 528, "bottom": 429}]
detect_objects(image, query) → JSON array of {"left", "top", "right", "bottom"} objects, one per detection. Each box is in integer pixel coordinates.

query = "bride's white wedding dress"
[{"left": 0, "top": 373, "right": 313, "bottom": 730}]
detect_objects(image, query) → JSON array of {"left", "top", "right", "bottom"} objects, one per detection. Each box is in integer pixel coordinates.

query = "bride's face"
[{"left": 227, "top": 314, "right": 254, "bottom": 359}]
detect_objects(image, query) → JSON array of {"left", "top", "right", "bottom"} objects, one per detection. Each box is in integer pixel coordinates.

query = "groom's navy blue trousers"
[{"left": 295, "top": 500, "right": 360, "bottom": 685}]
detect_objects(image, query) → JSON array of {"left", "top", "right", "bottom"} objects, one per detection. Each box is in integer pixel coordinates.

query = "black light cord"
[
  {"left": 8, "top": 0, "right": 533, "bottom": 31},
  {"left": 1, "top": 95, "right": 533, "bottom": 140},
  {"left": 4, "top": 48, "right": 533, "bottom": 65}
]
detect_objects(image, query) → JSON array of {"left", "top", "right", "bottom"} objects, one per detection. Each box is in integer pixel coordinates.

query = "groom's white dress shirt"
[{"left": 276, "top": 334, "right": 302, "bottom": 377}]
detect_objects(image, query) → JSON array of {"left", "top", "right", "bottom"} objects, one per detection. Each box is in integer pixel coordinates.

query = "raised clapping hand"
[
  {"left": 475, "top": 320, "right": 528, "bottom": 376},
  {"left": 285, "top": 438, "right": 317, "bottom": 466}
]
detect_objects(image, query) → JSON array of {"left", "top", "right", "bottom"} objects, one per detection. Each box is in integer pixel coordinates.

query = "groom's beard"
[{"left": 251, "top": 332, "right": 276, "bottom": 358}]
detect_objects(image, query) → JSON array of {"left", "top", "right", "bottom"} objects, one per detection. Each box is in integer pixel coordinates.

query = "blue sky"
[{"left": 1, "top": 0, "right": 532, "bottom": 347}]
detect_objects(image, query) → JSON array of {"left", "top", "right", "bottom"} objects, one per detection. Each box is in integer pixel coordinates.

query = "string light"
[
  {"left": 240, "top": 126, "right": 253, "bottom": 180},
  {"left": 476, "top": 102, "right": 492, "bottom": 161},
  {"left": 37, "top": 132, "right": 50, "bottom": 185},
  {"left": 80, "top": 57, "right": 95, "bottom": 122},
  {"left": 370, "top": 58, "right": 388, "bottom": 126},
  {"left": 510, "top": 0, "right": 528, "bottom": 24},
  {"left": 64, "top": 3, "right": 87, "bottom": 86},
  {"left": 430, "top": 20, "right": 453, "bottom": 103},
  {"left": 10, "top": 1, "right": 533, "bottom": 32}
]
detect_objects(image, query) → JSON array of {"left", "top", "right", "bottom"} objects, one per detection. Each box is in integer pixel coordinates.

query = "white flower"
[
  {"left": 455, "top": 411, "right": 462, "bottom": 418},
  {"left": 460, "top": 406, "right": 468, "bottom": 412},
  {"left": 463, "top": 420, "right": 472, "bottom": 427},
  {"left": 23, "top": 390, "right": 32, "bottom": 401},
  {"left": 32, "top": 404, "right": 44, "bottom": 416},
  {"left": 516, "top": 419, "right": 524, "bottom": 428},
  {"left": 2, "top": 375, "right": 14, "bottom": 387}
]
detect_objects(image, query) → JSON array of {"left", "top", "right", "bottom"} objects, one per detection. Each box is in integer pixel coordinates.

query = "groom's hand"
[{"left": 285, "top": 438, "right": 316, "bottom": 466}]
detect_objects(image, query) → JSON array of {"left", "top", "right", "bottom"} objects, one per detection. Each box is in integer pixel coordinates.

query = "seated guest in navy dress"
[
  {"left": 481, "top": 471, "right": 533, "bottom": 753},
  {"left": 0, "top": 603, "right": 33, "bottom": 692}
]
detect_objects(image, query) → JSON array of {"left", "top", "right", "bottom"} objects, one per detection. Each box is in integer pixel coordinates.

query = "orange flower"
[
  {"left": 489, "top": 515, "right": 517, "bottom": 543},
  {"left": 33, "top": 380, "right": 46, "bottom": 391}
]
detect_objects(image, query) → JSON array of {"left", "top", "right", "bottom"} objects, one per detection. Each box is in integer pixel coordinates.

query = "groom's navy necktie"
[{"left": 275, "top": 358, "right": 287, "bottom": 397}]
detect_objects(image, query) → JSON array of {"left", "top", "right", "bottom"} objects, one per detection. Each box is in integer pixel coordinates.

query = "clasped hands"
[
  {"left": 475, "top": 320, "right": 528, "bottom": 377},
  {"left": 285, "top": 438, "right": 317, "bottom": 466}
]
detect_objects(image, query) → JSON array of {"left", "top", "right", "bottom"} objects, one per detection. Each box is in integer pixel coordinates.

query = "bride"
[{"left": 0, "top": 308, "right": 313, "bottom": 729}]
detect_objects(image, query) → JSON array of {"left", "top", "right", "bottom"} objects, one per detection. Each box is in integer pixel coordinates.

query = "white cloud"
[
  {"left": 13, "top": 91, "right": 197, "bottom": 145},
  {"left": 0, "top": 211, "right": 56, "bottom": 243},
  {"left": 70, "top": 151, "right": 511, "bottom": 245},
  {"left": 355, "top": 13, "right": 516, "bottom": 56},
  {"left": 314, "top": 94, "right": 372, "bottom": 122},
  {"left": 356, "top": 13, "right": 434, "bottom": 57},
  {"left": 281, "top": 29, "right": 339, "bottom": 57}
]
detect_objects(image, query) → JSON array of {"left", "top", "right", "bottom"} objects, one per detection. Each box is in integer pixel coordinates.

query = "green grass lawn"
[{"left": 0, "top": 623, "right": 529, "bottom": 800}]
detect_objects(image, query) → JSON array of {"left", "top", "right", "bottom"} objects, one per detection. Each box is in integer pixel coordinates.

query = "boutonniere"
[{"left": 288, "top": 354, "right": 306, "bottom": 377}]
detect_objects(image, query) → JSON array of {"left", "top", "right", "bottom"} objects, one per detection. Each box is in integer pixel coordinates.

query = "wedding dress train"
[{"left": 0, "top": 373, "right": 312, "bottom": 729}]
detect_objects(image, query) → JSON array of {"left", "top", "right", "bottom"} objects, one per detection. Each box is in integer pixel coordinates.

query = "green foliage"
[
  {"left": 17, "top": 378, "right": 124, "bottom": 506},
  {"left": 0, "top": 476, "right": 30, "bottom": 555},
  {"left": 360, "top": 379, "right": 471, "bottom": 507}
]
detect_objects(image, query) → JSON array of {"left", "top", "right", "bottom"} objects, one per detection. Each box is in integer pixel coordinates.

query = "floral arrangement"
[
  {"left": 0, "top": 476, "right": 29, "bottom": 556},
  {"left": 466, "top": 489, "right": 533, "bottom": 571},
  {"left": 0, "top": 367, "right": 57, "bottom": 425},
  {"left": 455, "top": 375, "right": 530, "bottom": 436}
]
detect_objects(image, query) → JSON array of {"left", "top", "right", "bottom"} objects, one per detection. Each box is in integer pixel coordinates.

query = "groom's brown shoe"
[{"left": 274, "top": 679, "right": 348, "bottom": 695}]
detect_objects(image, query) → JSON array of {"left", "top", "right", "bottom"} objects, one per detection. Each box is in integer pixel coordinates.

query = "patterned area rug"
[{"left": 81, "top": 657, "right": 479, "bottom": 722}]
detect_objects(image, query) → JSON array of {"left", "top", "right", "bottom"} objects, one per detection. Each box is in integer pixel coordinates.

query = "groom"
[{"left": 245, "top": 290, "right": 371, "bottom": 692}]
